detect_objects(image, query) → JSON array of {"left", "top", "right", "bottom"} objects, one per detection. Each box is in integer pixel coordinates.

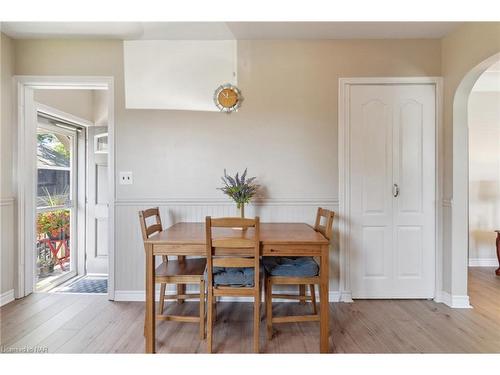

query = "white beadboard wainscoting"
[{"left": 114, "top": 198, "right": 340, "bottom": 301}]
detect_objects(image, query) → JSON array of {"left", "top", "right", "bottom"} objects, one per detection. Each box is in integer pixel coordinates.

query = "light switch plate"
[{"left": 119, "top": 171, "right": 133, "bottom": 185}]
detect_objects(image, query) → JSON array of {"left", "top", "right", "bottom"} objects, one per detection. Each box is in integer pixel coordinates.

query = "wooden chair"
[
  {"left": 205, "top": 216, "right": 261, "bottom": 353},
  {"left": 139, "top": 207, "right": 206, "bottom": 339},
  {"left": 264, "top": 207, "right": 334, "bottom": 340}
]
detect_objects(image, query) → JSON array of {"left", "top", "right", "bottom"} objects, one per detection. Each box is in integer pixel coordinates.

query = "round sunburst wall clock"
[{"left": 214, "top": 83, "right": 243, "bottom": 113}]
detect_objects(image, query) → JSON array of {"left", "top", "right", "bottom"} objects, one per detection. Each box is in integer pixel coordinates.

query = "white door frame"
[
  {"left": 338, "top": 77, "right": 443, "bottom": 304},
  {"left": 13, "top": 76, "right": 115, "bottom": 300}
]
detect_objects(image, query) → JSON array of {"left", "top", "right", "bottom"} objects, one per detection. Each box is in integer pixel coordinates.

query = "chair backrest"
[
  {"left": 205, "top": 216, "right": 260, "bottom": 288},
  {"left": 138, "top": 207, "right": 163, "bottom": 241},
  {"left": 314, "top": 207, "right": 335, "bottom": 241}
]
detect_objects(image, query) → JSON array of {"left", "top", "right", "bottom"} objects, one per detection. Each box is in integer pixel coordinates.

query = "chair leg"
[
  {"left": 214, "top": 297, "right": 218, "bottom": 322},
  {"left": 177, "top": 284, "right": 185, "bottom": 304},
  {"left": 310, "top": 284, "right": 318, "bottom": 315},
  {"left": 158, "top": 283, "right": 166, "bottom": 315},
  {"left": 299, "top": 285, "right": 306, "bottom": 305},
  {"left": 207, "top": 288, "right": 214, "bottom": 353},
  {"left": 253, "top": 287, "right": 260, "bottom": 353},
  {"left": 265, "top": 277, "right": 273, "bottom": 340},
  {"left": 199, "top": 279, "right": 205, "bottom": 340}
]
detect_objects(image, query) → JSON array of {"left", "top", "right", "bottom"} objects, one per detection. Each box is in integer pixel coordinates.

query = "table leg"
[
  {"left": 177, "top": 256, "right": 186, "bottom": 303},
  {"left": 145, "top": 243, "right": 155, "bottom": 353},
  {"left": 496, "top": 232, "right": 500, "bottom": 276},
  {"left": 319, "top": 244, "right": 330, "bottom": 353}
]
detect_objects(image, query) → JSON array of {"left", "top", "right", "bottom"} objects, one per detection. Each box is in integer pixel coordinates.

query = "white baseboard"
[
  {"left": 434, "top": 290, "right": 472, "bottom": 309},
  {"left": 0, "top": 289, "right": 15, "bottom": 307},
  {"left": 468, "top": 258, "right": 499, "bottom": 267},
  {"left": 329, "top": 291, "right": 341, "bottom": 302},
  {"left": 114, "top": 290, "right": 150, "bottom": 302},
  {"left": 114, "top": 289, "right": 342, "bottom": 303},
  {"left": 339, "top": 291, "right": 353, "bottom": 302}
]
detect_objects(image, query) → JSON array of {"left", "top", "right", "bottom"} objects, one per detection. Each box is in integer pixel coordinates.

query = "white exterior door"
[
  {"left": 349, "top": 84, "right": 436, "bottom": 298},
  {"left": 86, "top": 128, "right": 109, "bottom": 275}
]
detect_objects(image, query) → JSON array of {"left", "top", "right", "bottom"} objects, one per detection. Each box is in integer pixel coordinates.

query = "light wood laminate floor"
[{"left": 1, "top": 267, "right": 499, "bottom": 353}]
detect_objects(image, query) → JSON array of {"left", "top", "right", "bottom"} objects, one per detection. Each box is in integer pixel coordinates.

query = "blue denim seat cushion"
[
  {"left": 205, "top": 265, "right": 262, "bottom": 287},
  {"left": 263, "top": 257, "right": 319, "bottom": 277}
]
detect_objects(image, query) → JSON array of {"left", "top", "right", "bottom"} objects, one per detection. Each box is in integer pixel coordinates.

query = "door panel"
[
  {"left": 96, "top": 219, "right": 108, "bottom": 257},
  {"left": 392, "top": 85, "right": 435, "bottom": 296},
  {"left": 86, "top": 127, "right": 109, "bottom": 275},
  {"left": 362, "top": 226, "right": 391, "bottom": 278},
  {"left": 398, "top": 100, "right": 423, "bottom": 213},
  {"left": 396, "top": 226, "right": 422, "bottom": 278},
  {"left": 349, "top": 86, "right": 394, "bottom": 296},
  {"left": 361, "top": 100, "right": 391, "bottom": 214},
  {"left": 96, "top": 164, "right": 108, "bottom": 204},
  {"left": 349, "top": 84, "right": 435, "bottom": 298},
  {"left": 95, "top": 164, "right": 109, "bottom": 258}
]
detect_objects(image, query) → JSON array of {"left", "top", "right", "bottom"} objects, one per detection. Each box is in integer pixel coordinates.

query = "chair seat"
[
  {"left": 263, "top": 256, "right": 319, "bottom": 277},
  {"left": 155, "top": 258, "right": 206, "bottom": 277},
  {"left": 205, "top": 266, "right": 261, "bottom": 287}
]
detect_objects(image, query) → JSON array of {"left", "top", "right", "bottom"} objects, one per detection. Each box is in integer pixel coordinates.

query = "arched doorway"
[{"left": 452, "top": 52, "right": 500, "bottom": 306}]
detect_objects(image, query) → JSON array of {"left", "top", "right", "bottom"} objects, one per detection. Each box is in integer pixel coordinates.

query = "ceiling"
[{"left": 0, "top": 22, "right": 463, "bottom": 40}]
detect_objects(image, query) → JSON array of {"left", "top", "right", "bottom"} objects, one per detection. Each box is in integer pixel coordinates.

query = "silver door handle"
[{"left": 393, "top": 184, "right": 400, "bottom": 198}]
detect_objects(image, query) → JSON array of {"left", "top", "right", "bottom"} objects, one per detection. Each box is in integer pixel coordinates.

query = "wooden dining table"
[{"left": 143, "top": 222, "right": 331, "bottom": 353}]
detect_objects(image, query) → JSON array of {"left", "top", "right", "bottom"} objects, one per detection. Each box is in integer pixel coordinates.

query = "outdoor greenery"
[
  {"left": 37, "top": 210, "right": 70, "bottom": 239},
  {"left": 38, "top": 186, "right": 70, "bottom": 207},
  {"left": 36, "top": 208, "right": 70, "bottom": 273},
  {"left": 37, "top": 133, "right": 70, "bottom": 158}
]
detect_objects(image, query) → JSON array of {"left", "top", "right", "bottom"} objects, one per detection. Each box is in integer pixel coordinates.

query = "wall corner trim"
[
  {"left": 434, "top": 290, "right": 472, "bottom": 309},
  {"left": 340, "top": 291, "right": 353, "bottom": 303}
]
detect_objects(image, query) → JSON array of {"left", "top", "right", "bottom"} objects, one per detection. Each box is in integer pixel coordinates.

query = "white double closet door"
[{"left": 349, "top": 84, "right": 436, "bottom": 298}]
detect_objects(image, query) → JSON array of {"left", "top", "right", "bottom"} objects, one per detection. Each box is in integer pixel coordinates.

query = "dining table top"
[{"left": 144, "top": 222, "right": 329, "bottom": 245}]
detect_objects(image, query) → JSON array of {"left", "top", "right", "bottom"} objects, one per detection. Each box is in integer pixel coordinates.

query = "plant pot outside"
[
  {"left": 47, "top": 231, "right": 69, "bottom": 241},
  {"left": 38, "top": 263, "right": 54, "bottom": 276}
]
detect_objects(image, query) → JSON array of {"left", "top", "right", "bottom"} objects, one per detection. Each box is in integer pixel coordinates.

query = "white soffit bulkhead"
[{"left": 124, "top": 40, "right": 237, "bottom": 111}]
